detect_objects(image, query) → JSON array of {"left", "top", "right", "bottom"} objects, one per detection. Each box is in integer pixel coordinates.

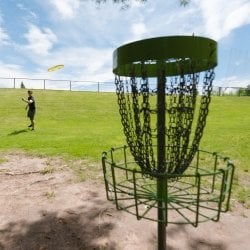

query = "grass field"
[
  {"left": 0, "top": 89, "right": 124, "bottom": 159},
  {"left": 0, "top": 88, "right": 249, "bottom": 206}
]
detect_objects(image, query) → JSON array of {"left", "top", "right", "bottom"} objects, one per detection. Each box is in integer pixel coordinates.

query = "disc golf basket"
[{"left": 101, "top": 36, "right": 234, "bottom": 250}]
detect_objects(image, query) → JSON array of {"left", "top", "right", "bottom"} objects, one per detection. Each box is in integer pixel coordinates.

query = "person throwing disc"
[{"left": 22, "top": 90, "right": 36, "bottom": 130}]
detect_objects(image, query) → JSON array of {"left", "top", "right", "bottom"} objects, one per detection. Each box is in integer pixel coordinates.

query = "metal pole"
[{"left": 157, "top": 64, "right": 166, "bottom": 250}]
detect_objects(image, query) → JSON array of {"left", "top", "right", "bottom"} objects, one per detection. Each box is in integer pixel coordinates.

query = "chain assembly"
[{"left": 115, "top": 67, "right": 215, "bottom": 175}]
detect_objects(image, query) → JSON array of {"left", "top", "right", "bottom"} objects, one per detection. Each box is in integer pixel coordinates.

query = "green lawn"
[
  {"left": 0, "top": 89, "right": 249, "bottom": 206},
  {"left": 0, "top": 89, "right": 125, "bottom": 159}
]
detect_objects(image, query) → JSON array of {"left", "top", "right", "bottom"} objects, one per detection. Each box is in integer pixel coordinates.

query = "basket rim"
[{"left": 113, "top": 36, "right": 217, "bottom": 77}]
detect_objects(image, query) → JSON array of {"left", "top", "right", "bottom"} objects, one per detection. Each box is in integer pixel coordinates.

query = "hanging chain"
[
  {"left": 115, "top": 75, "right": 156, "bottom": 172},
  {"left": 115, "top": 66, "right": 215, "bottom": 175},
  {"left": 166, "top": 72, "right": 198, "bottom": 173}
]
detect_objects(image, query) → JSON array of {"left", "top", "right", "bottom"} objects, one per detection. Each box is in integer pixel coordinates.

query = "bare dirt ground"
[{"left": 0, "top": 152, "right": 249, "bottom": 250}]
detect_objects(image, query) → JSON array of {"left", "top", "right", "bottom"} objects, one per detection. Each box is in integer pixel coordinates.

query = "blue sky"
[{"left": 0, "top": 0, "right": 250, "bottom": 88}]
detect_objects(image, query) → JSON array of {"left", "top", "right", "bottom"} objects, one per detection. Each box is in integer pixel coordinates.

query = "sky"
[{"left": 0, "top": 0, "right": 250, "bottom": 89}]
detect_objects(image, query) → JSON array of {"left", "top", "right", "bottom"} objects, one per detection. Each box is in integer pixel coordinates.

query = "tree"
[
  {"left": 246, "top": 84, "right": 250, "bottom": 96},
  {"left": 20, "top": 81, "right": 26, "bottom": 89},
  {"left": 93, "top": 0, "right": 189, "bottom": 9}
]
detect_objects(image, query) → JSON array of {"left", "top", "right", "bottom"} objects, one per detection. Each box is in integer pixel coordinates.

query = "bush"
[
  {"left": 20, "top": 82, "right": 25, "bottom": 89},
  {"left": 246, "top": 84, "right": 250, "bottom": 96}
]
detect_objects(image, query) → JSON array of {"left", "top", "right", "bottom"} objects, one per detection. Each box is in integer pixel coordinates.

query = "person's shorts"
[{"left": 27, "top": 109, "right": 36, "bottom": 120}]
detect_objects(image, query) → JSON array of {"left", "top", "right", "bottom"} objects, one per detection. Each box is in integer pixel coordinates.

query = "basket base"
[{"left": 102, "top": 146, "right": 234, "bottom": 226}]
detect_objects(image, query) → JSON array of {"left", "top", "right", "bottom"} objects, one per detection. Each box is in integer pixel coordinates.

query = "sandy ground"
[{"left": 0, "top": 153, "right": 249, "bottom": 250}]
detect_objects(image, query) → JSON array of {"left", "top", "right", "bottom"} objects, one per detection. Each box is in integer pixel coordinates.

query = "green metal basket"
[
  {"left": 102, "top": 35, "right": 234, "bottom": 250},
  {"left": 102, "top": 146, "right": 234, "bottom": 227}
]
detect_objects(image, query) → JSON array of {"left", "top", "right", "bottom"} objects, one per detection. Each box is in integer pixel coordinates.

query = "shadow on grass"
[
  {"left": 8, "top": 129, "right": 28, "bottom": 136},
  {"left": 0, "top": 199, "right": 117, "bottom": 250}
]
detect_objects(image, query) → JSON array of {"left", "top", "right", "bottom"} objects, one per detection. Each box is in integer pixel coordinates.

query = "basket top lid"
[{"left": 113, "top": 36, "right": 217, "bottom": 77}]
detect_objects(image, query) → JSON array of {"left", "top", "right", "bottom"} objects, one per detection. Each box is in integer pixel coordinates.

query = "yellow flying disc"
[{"left": 48, "top": 64, "right": 64, "bottom": 72}]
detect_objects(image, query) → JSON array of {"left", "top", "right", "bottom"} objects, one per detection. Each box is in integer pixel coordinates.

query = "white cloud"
[
  {"left": 40, "top": 46, "right": 113, "bottom": 81},
  {"left": 215, "top": 75, "right": 250, "bottom": 88},
  {"left": 23, "top": 24, "right": 57, "bottom": 56},
  {"left": 0, "top": 61, "right": 25, "bottom": 79},
  {"left": 0, "top": 26, "right": 9, "bottom": 45},
  {"left": 224, "top": 3, "right": 250, "bottom": 32},
  {"left": 0, "top": 14, "right": 10, "bottom": 45},
  {"left": 16, "top": 3, "right": 38, "bottom": 21},
  {"left": 48, "top": 0, "right": 81, "bottom": 19},
  {"left": 131, "top": 22, "right": 147, "bottom": 40},
  {"left": 197, "top": 0, "right": 250, "bottom": 40}
]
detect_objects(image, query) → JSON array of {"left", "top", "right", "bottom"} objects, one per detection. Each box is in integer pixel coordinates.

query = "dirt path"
[{"left": 0, "top": 153, "right": 249, "bottom": 250}]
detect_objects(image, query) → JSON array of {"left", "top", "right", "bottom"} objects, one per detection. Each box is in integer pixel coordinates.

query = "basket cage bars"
[{"left": 102, "top": 146, "right": 235, "bottom": 226}]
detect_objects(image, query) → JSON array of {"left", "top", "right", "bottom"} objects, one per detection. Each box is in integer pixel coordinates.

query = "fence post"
[
  {"left": 98, "top": 82, "right": 100, "bottom": 92},
  {"left": 44, "top": 80, "right": 46, "bottom": 90},
  {"left": 70, "top": 81, "right": 72, "bottom": 91},
  {"left": 14, "top": 78, "right": 16, "bottom": 89},
  {"left": 218, "top": 87, "right": 221, "bottom": 96}
]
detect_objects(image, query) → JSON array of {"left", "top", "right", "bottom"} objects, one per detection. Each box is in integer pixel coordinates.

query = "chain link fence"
[
  {"left": 0, "top": 77, "right": 249, "bottom": 96},
  {"left": 0, "top": 77, "right": 114, "bottom": 92},
  {"left": 212, "top": 86, "right": 250, "bottom": 96}
]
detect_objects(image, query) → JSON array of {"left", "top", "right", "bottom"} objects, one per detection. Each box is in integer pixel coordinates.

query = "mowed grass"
[
  {"left": 0, "top": 89, "right": 125, "bottom": 159},
  {"left": 200, "top": 96, "right": 250, "bottom": 206},
  {"left": 0, "top": 88, "right": 249, "bottom": 206}
]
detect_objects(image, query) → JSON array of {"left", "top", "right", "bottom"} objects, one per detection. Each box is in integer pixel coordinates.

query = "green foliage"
[
  {"left": 236, "top": 85, "right": 250, "bottom": 96},
  {"left": 44, "top": 191, "right": 56, "bottom": 199},
  {"left": 93, "top": 0, "right": 146, "bottom": 8},
  {"left": 20, "top": 81, "right": 25, "bottom": 89},
  {"left": 92, "top": 0, "right": 189, "bottom": 9},
  {"left": 40, "top": 166, "right": 54, "bottom": 175},
  {"left": 246, "top": 84, "right": 250, "bottom": 96}
]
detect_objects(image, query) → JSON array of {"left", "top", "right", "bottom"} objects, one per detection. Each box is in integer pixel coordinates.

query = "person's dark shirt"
[{"left": 28, "top": 96, "right": 36, "bottom": 110}]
